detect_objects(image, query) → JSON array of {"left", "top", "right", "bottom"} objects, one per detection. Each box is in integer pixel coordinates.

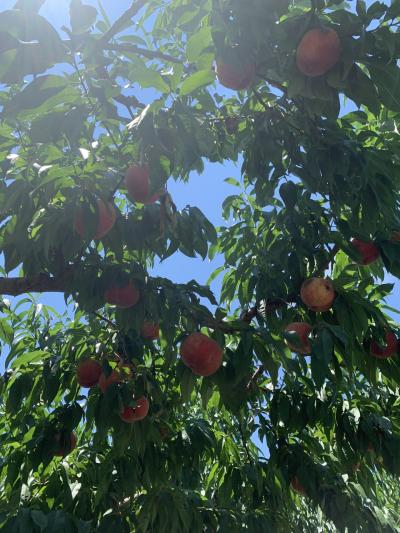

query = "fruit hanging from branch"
[
  {"left": 284, "top": 322, "right": 313, "bottom": 354},
  {"left": 125, "top": 164, "right": 162, "bottom": 204},
  {"left": 300, "top": 278, "right": 335, "bottom": 312},
  {"left": 369, "top": 331, "right": 398, "bottom": 359},
  {"left": 180, "top": 332, "right": 223, "bottom": 376},
  {"left": 74, "top": 198, "right": 117, "bottom": 240},
  {"left": 98, "top": 363, "right": 133, "bottom": 393},
  {"left": 351, "top": 238, "right": 380, "bottom": 265},
  {"left": 52, "top": 431, "right": 77, "bottom": 458},
  {"left": 141, "top": 321, "right": 160, "bottom": 340},
  {"left": 290, "top": 476, "right": 307, "bottom": 496},
  {"left": 215, "top": 60, "right": 256, "bottom": 90},
  {"left": 119, "top": 396, "right": 150, "bottom": 423},
  {"left": 104, "top": 281, "right": 140, "bottom": 309},
  {"left": 76, "top": 359, "right": 102, "bottom": 388},
  {"left": 296, "top": 27, "right": 341, "bottom": 77},
  {"left": 98, "top": 369, "right": 121, "bottom": 393}
]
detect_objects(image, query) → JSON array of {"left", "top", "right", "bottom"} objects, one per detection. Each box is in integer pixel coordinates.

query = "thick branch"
[
  {"left": 98, "top": 0, "right": 147, "bottom": 45},
  {"left": 0, "top": 274, "right": 67, "bottom": 296}
]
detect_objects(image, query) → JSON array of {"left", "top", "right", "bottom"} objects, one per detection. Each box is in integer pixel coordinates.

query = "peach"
[{"left": 180, "top": 332, "right": 223, "bottom": 377}]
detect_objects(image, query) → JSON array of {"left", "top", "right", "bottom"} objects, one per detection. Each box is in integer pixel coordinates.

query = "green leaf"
[
  {"left": 0, "top": 10, "right": 66, "bottom": 84},
  {"left": 369, "top": 63, "right": 400, "bottom": 111},
  {"left": 30, "top": 510, "right": 48, "bottom": 530},
  {"left": 186, "top": 26, "right": 212, "bottom": 63},
  {"left": 30, "top": 106, "right": 88, "bottom": 143},
  {"left": 180, "top": 70, "right": 215, "bottom": 96},
  {"left": 128, "top": 61, "right": 169, "bottom": 93},
  {"left": 70, "top": 0, "right": 98, "bottom": 33},
  {"left": 311, "top": 331, "right": 332, "bottom": 389},
  {"left": 10, "top": 350, "right": 49, "bottom": 369},
  {"left": 0, "top": 318, "right": 14, "bottom": 344},
  {"left": 3, "top": 75, "right": 68, "bottom": 118}
]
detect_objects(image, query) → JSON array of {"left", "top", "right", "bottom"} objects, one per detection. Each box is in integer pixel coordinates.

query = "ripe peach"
[
  {"left": 351, "top": 238, "right": 380, "bottom": 265},
  {"left": 52, "top": 431, "right": 77, "bottom": 457},
  {"left": 104, "top": 281, "right": 140, "bottom": 309},
  {"left": 76, "top": 359, "right": 102, "bottom": 388},
  {"left": 300, "top": 278, "right": 335, "bottom": 312},
  {"left": 98, "top": 370, "right": 121, "bottom": 393},
  {"left": 284, "top": 322, "right": 312, "bottom": 354},
  {"left": 125, "top": 164, "right": 161, "bottom": 204},
  {"left": 119, "top": 396, "right": 149, "bottom": 423},
  {"left": 290, "top": 476, "right": 307, "bottom": 496},
  {"left": 74, "top": 198, "right": 116, "bottom": 240},
  {"left": 141, "top": 322, "right": 160, "bottom": 340},
  {"left": 370, "top": 331, "right": 397, "bottom": 359},
  {"left": 216, "top": 61, "right": 255, "bottom": 91},
  {"left": 180, "top": 332, "right": 223, "bottom": 377},
  {"left": 296, "top": 28, "right": 341, "bottom": 77}
]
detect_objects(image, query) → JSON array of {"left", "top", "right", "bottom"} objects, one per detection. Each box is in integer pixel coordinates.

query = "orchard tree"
[{"left": 1, "top": 0, "right": 400, "bottom": 531}]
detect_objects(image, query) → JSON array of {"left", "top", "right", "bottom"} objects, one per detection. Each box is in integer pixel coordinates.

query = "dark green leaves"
[
  {"left": 369, "top": 64, "right": 400, "bottom": 112},
  {"left": 0, "top": 1, "right": 400, "bottom": 531},
  {"left": 311, "top": 328, "right": 334, "bottom": 389}
]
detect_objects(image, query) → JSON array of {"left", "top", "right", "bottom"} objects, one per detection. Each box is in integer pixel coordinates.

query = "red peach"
[
  {"left": 119, "top": 396, "right": 149, "bottom": 423},
  {"left": 74, "top": 198, "right": 116, "bottom": 240},
  {"left": 300, "top": 278, "right": 335, "bottom": 312},
  {"left": 104, "top": 281, "right": 140, "bottom": 309},
  {"left": 351, "top": 238, "right": 380, "bottom": 265},
  {"left": 284, "top": 322, "right": 312, "bottom": 354},
  {"left": 180, "top": 332, "right": 223, "bottom": 377},
  {"left": 296, "top": 28, "right": 341, "bottom": 77},
  {"left": 76, "top": 359, "right": 102, "bottom": 388}
]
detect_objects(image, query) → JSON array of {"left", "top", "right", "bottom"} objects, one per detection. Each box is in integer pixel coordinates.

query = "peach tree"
[{"left": 1, "top": 0, "right": 400, "bottom": 531}]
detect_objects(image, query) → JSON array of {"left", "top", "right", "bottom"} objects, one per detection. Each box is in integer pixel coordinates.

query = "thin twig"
[
  {"left": 105, "top": 43, "right": 182, "bottom": 64},
  {"left": 246, "top": 365, "right": 264, "bottom": 390},
  {"left": 98, "top": 0, "right": 147, "bottom": 45}
]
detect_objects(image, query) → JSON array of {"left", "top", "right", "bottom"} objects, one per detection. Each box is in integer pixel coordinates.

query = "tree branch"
[
  {"left": 105, "top": 43, "right": 183, "bottom": 64},
  {"left": 98, "top": 0, "right": 147, "bottom": 45},
  {"left": 246, "top": 365, "right": 264, "bottom": 390},
  {"left": 0, "top": 274, "right": 67, "bottom": 296},
  {"left": 0, "top": 272, "right": 297, "bottom": 344}
]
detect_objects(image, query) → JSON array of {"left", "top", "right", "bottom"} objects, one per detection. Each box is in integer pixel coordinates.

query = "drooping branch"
[{"left": 98, "top": 0, "right": 147, "bottom": 45}]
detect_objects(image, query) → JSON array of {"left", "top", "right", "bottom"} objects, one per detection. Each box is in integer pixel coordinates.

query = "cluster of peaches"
[
  {"left": 73, "top": 164, "right": 161, "bottom": 308},
  {"left": 285, "top": 238, "right": 398, "bottom": 360},
  {"left": 71, "top": 160, "right": 224, "bottom": 444},
  {"left": 74, "top": 330, "right": 223, "bottom": 431},
  {"left": 49, "top": 332, "right": 223, "bottom": 457}
]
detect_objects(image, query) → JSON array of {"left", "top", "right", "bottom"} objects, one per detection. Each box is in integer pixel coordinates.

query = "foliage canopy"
[{"left": 1, "top": 0, "right": 400, "bottom": 531}]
